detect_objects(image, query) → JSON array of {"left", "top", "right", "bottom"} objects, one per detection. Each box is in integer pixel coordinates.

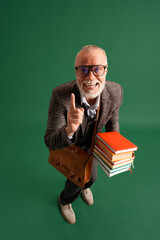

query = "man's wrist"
[{"left": 65, "top": 126, "right": 74, "bottom": 138}]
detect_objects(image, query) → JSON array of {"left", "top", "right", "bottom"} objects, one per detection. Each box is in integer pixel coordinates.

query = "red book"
[{"left": 96, "top": 131, "right": 138, "bottom": 154}]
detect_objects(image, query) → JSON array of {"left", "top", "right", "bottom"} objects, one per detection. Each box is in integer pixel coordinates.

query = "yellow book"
[{"left": 94, "top": 146, "right": 134, "bottom": 169}]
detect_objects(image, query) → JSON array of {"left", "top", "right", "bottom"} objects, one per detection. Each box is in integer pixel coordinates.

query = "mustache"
[{"left": 81, "top": 80, "right": 100, "bottom": 86}]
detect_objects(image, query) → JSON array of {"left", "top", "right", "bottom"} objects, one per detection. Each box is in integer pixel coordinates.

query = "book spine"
[
  {"left": 94, "top": 155, "right": 130, "bottom": 177},
  {"left": 93, "top": 152, "right": 131, "bottom": 173},
  {"left": 94, "top": 145, "right": 135, "bottom": 164}
]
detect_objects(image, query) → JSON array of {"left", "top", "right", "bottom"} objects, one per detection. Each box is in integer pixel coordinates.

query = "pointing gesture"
[
  {"left": 70, "top": 93, "right": 76, "bottom": 110},
  {"left": 65, "top": 93, "right": 84, "bottom": 137}
]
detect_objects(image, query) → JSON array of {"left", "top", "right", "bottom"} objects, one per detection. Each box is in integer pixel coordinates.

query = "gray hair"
[{"left": 77, "top": 45, "right": 108, "bottom": 65}]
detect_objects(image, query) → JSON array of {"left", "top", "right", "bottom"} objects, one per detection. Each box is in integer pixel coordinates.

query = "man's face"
[{"left": 75, "top": 49, "right": 107, "bottom": 99}]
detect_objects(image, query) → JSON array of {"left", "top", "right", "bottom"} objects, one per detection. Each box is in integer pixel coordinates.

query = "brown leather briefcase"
[{"left": 48, "top": 145, "right": 92, "bottom": 188}]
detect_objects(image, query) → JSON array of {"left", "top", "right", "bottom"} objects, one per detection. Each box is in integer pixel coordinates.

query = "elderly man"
[{"left": 44, "top": 45, "right": 123, "bottom": 224}]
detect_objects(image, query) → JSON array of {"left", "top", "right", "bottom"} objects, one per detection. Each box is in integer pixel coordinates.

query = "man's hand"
[{"left": 65, "top": 93, "right": 84, "bottom": 137}]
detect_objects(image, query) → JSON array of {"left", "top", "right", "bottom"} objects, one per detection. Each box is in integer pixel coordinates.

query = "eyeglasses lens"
[
  {"left": 92, "top": 66, "right": 104, "bottom": 76},
  {"left": 78, "top": 67, "right": 89, "bottom": 76}
]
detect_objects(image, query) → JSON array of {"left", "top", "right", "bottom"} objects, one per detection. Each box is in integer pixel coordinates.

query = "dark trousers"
[{"left": 60, "top": 159, "right": 97, "bottom": 205}]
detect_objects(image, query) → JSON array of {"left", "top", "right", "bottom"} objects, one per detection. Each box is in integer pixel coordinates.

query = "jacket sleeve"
[
  {"left": 44, "top": 89, "right": 74, "bottom": 150},
  {"left": 105, "top": 84, "right": 123, "bottom": 133}
]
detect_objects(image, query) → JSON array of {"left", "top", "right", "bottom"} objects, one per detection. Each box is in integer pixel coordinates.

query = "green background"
[{"left": 1, "top": 0, "right": 160, "bottom": 239}]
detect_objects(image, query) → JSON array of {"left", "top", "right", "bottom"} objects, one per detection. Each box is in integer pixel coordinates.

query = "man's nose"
[{"left": 87, "top": 69, "right": 95, "bottom": 79}]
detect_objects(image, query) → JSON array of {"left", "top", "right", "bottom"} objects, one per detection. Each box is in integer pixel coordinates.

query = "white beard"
[{"left": 76, "top": 79, "right": 106, "bottom": 99}]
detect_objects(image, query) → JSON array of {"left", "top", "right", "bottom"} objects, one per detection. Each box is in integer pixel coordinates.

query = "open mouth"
[
  {"left": 83, "top": 81, "right": 99, "bottom": 89},
  {"left": 76, "top": 78, "right": 105, "bottom": 99}
]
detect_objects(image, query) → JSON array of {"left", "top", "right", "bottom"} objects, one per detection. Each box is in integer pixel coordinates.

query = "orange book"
[
  {"left": 94, "top": 146, "right": 134, "bottom": 169},
  {"left": 96, "top": 131, "right": 138, "bottom": 154},
  {"left": 96, "top": 139, "right": 134, "bottom": 161}
]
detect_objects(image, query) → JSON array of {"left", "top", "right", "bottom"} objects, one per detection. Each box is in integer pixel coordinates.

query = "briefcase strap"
[{"left": 89, "top": 97, "right": 101, "bottom": 157}]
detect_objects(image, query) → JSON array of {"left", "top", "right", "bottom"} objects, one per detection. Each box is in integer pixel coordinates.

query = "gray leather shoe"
[
  {"left": 58, "top": 197, "right": 76, "bottom": 224},
  {"left": 81, "top": 188, "right": 94, "bottom": 205}
]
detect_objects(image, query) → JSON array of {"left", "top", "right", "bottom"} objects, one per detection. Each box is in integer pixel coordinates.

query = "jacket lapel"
[{"left": 97, "top": 83, "right": 111, "bottom": 132}]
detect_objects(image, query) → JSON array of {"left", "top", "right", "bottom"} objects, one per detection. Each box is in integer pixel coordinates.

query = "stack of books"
[{"left": 93, "top": 131, "right": 138, "bottom": 177}]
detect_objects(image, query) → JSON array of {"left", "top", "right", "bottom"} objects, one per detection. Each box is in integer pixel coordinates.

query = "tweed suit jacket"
[{"left": 44, "top": 80, "right": 123, "bottom": 151}]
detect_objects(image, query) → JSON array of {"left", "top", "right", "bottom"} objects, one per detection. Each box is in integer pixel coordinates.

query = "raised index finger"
[{"left": 70, "top": 93, "right": 76, "bottom": 110}]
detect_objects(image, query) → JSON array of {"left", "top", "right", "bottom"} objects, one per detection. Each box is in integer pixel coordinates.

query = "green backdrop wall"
[{"left": 1, "top": 0, "right": 160, "bottom": 240}]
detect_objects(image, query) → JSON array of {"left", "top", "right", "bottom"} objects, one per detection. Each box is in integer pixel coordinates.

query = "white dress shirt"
[{"left": 67, "top": 95, "right": 100, "bottom": 140}]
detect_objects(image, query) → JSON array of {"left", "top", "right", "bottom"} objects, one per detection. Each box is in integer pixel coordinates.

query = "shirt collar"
[{"left": 80, "top": 94, "right": 100, "bottom": 109}]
